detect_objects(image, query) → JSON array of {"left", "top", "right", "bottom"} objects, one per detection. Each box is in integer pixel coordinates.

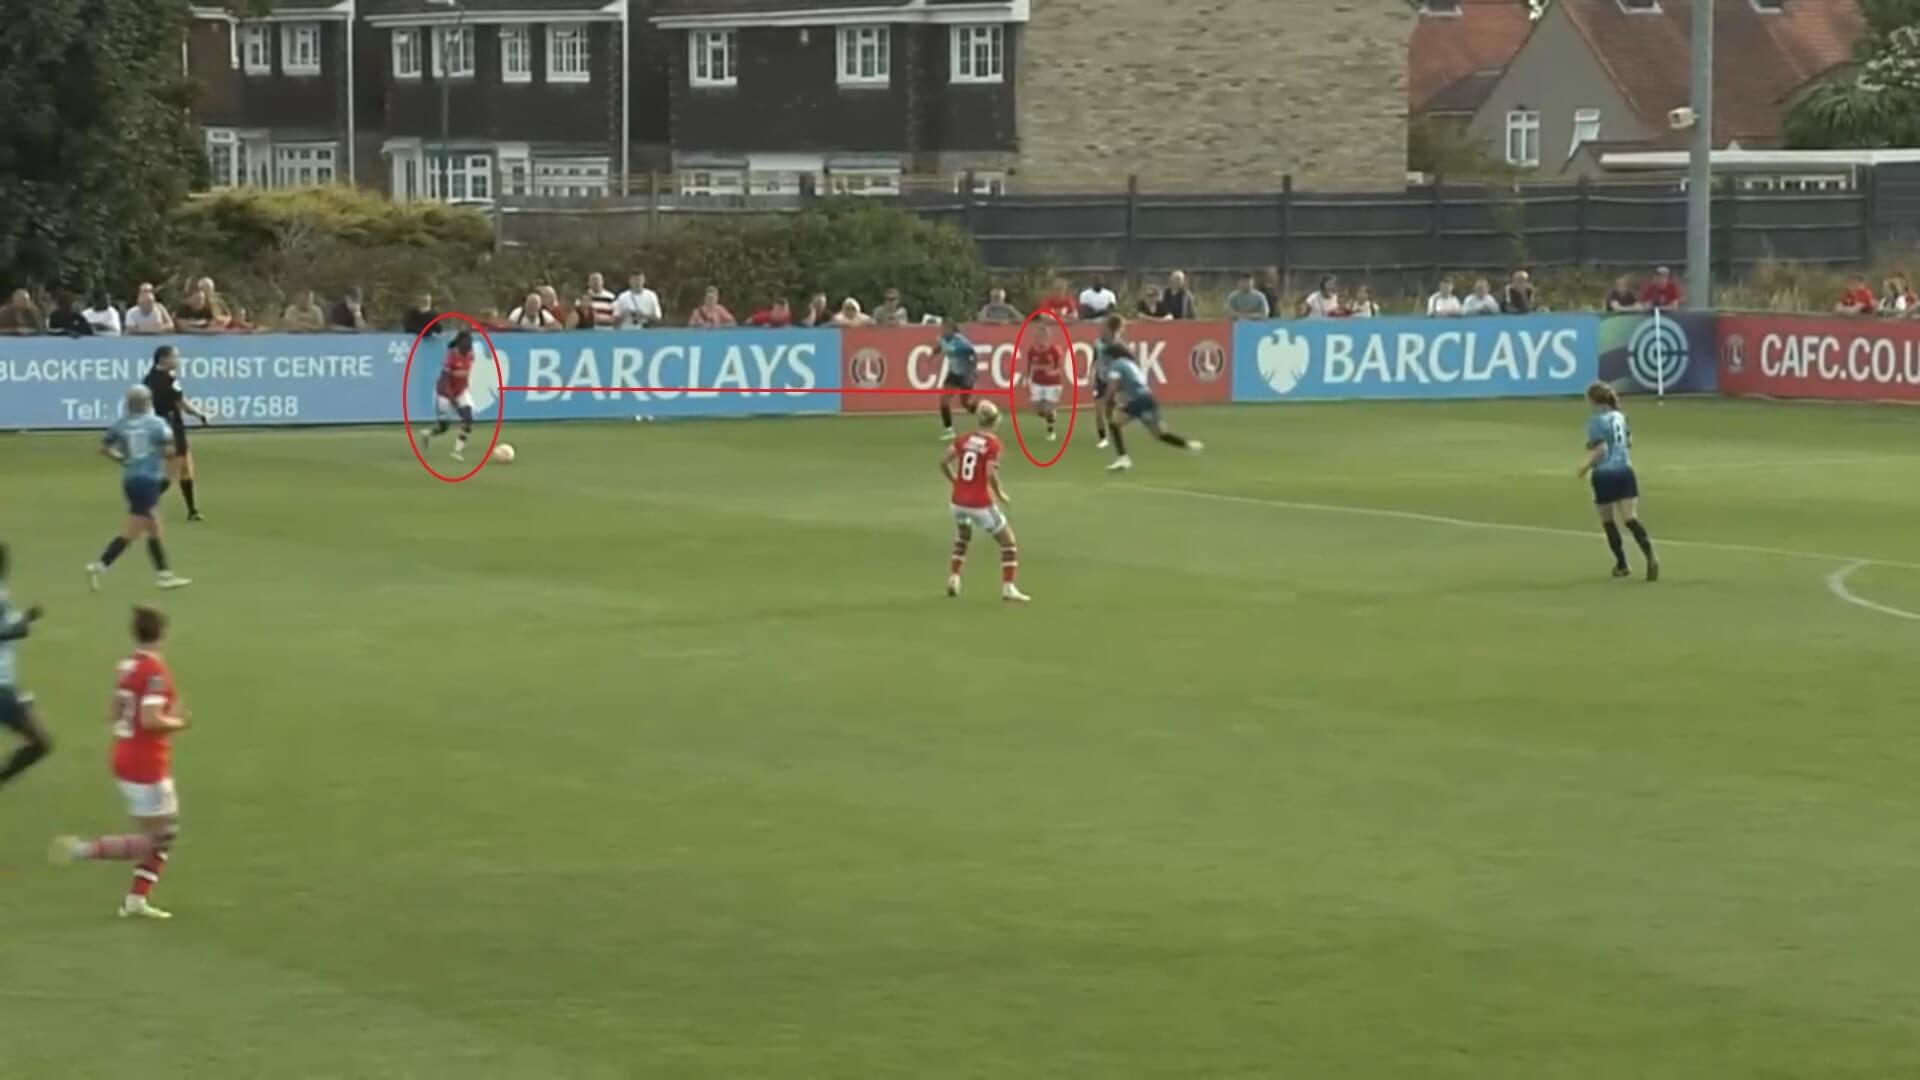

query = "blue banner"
[
  {"left": 1232, "top": 315, "right": 1599, "bottom": 402},
  {"left": 1597, "top": 313, "right": 1718, "bottom": 395},
  {"left": 0, "top": 329, "right": 843, "bottom": 430}
]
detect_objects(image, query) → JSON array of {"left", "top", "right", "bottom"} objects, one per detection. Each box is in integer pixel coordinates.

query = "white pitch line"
[
  {"left": 1132, "top": 484, "right": 1920, "bottom": 572},
  {"left": 1826, "top": 561, "right": 1920, "bottom": 622},
  {"left": 1385, "top": 456, "right": 1913, "bottom": 482}
]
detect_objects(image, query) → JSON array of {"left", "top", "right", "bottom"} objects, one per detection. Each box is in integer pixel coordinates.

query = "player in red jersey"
[
  {"left": 422, "top": 330, "right": 478, "bottom": 462},
  {"left": 1024, "top": 322, "right": 1068, "bottom": 442},
  {"left": 940, "top": 401, "right": 1030, "bottom": 604},
  {"left": 49, "top": 606, "right": 190, "bottom": 920}
]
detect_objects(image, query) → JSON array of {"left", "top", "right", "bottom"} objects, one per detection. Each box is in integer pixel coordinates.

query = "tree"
[
  {"left": 1784, "top": 0, "right": 1920, "bottom": 148},
  {"left": 0, "top": 0, "right": 205, "bottom": 290}
]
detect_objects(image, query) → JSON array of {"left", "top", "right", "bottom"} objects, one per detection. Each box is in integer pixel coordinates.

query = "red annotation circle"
[
  {"left": 400, "top": 312, "right": 506, "bottom": 484},
  {"left": 1005, "top": 309, "right": 1079, "bottom": 468}
]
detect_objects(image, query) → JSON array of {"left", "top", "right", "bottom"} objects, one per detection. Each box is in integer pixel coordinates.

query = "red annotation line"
[{"left": 496, "top": 385, "right": 1018, "bottom": 395}]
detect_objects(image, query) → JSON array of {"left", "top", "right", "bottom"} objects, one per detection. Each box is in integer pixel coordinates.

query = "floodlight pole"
[{"left": 1685, "top": 0, "right": 1714, "bottom": 310}]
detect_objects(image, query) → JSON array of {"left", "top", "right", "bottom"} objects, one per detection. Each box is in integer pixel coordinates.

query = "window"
[
  {"left": 241, "top": 24, "right": 270, "bottom": 74},
  {"left": 1568, "top": 107, "right": 1601, "bottom": 157},
  {"left": 428, "top": 153, "right": 493, "bottom": 202},
  {"left": 281, "top": 23, "right": 321, "bottom": 76},
  {"left": 1504, "top": 109, "right": 1540, "bottom": 167},
  {"left": 275, "top": 144, "right": 336, "bottom": 187},
  {"left": 954, "top": 171, "right": 1006, "bottom": 195},
  {"left": 827, "top": 169, "right": 901, "bottom": 197},
  {"left": 434, "top": 26, "right": 474, "bottom": 78},
  {"left": 679, "top": 169, "right": 746, "bottom": 198},
  {"left": 950, "top": 25, "right": 1003, "bottom": 84},
  {"left": 535, "top": 157, "right": 610, "bottom": 198},
  {"left": 1617, "top": 0, "right": 1660, "bottom": 10},
  {"left": 1751, "top": 0, "right": 1783, "bottom": 9},
  {"left": 500, "top": 25, "right": 532, "bottom": 83},
  {"left": 690, "top": 30, "right": 736, "bottom": 87},
  {"left": 501, "top": 155, "right": 531, "bottom": 197},
  {"left": 205, "top": 129, "right": 238, "bottom": 188},
  {"left": 1421, "top": 0, "right": 1463, "bottom": 11},
  {"left": 393, "top": 28, "right": 422, "bottom": 79},
  {"left": 548, "top": 26, "right": 591, "bottom": 83},
  {"left": 837, "top": 26, "right": 890, "bottom": 85}
]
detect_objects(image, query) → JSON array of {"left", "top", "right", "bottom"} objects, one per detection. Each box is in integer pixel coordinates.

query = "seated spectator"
[
  {"left": 282, "top": 289, "right": 328, "bottom": 331},
  {"left": 124, "top": 283, "right": 174, "bottom": 334},
  {"left": 1461, "top": 278, "right": 1502, "bottom": 316},
  {"left": 1345, "top": 285, "right": 1379, "bottom": 319},
  {"left": 1078, "top": 274, "right": 1117, "bottom": 320},
  {"left": 400, "top": 293, "right": 440, "bottom": 337},
  {"left": 1881, "top": 274, "right": 1917, "bottom": 316},
  {"left": 46, "top": 291, "right": 92, "bottom": 336},
  {"left": 977, "top": 288, "right": 1022, "bottom": 324},
  {"left": 1836, "top": 273, "right": 1876, "bottom": 316},
  {"left": 0, "top": 289, "right": 44, "bottom": 334},
  {"left": 1604, "top": 276, "right": 1641, "bottom": 313},
  {"left": 799, "top": 292, "right": 831, "bottom": 328},
  {"left": 1640, "top": 266, "right": 1683, "bottom": 311},
  {"left": 688, "top": 286, "right": 736, "bottom": 328},
  {"left": 871, "top": 287, "right": 911, "bottom": 327},
  {"left": 747, "top": 298, "right": 793, "bottom": 327},
  {"left": 1041, "top": 277, "right": 1077, "bottom": 323},
  {"left": 1135, "top": 285, "right": 1168, "bottom": 320},
  {"left": 1503, "top": 270, "right": 1535, "bottom": 315},
  {"left": 538, "top": 285, "right": 568, "bottom": 328},
  {"left": 327, "top": 287, "right": 366, "bottom": 331},
  {"left": 195, "top": 276, "right": 242, "bottom": 330},
  {"left": 175, "top": 287, "right": 218, "bottom": 332},
  {"left": 1426, "top": 277, "right": 1462, "bottom": 317},
  {"left": 82, "top": 291, "right": 122, "bottom": 336},
  {"left": 1302, "top": 275, "right": 1340, "bottom": 318},
  {"left": 576, "top": 273, "right": 617, "bottom": 330},
  {"left": 1258, "top": 267, "right": 1282, "bottom": 315},
  {"left": 1225, "top": 273, "right": 1271, "bottom": 320},
  {"left": 1157, "top": 271, "right": 1197, "bottom": 320},
  {"left": 613, "top": 272, "right": 662, "bottom": 328},
  {"left": 831, "top": 298, "right": 873, "bottom": 327},
  {"left": 509, "top": 291, "right": 559, "bottom": 329}
]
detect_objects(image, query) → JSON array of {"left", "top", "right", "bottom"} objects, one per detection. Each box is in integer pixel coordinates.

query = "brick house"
[{"left": 1408, "top": 0, "right": 1533, "bottom": 131}]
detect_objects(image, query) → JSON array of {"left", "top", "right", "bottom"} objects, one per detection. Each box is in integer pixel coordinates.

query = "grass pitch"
[{"left": 3, "top": 399, "right": 1919, "bottom": 1078}]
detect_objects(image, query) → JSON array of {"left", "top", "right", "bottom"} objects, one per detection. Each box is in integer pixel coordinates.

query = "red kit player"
[
  {"left": 1025, "top": 323, "right": 1068, "bottom": 442},
  {"left": 49, "top": 606, "right": 190, "bottom": 920},
  {"left": 940, "top": 401, "right": 1030, "bottom": 604},
  {"left": 422, "top": 329, "right": 478, "bottom": 462}
]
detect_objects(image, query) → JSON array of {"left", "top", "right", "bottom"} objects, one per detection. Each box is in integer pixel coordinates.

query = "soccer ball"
[{"left": 491, "top": 444, "right": 516, "bottom": 464}]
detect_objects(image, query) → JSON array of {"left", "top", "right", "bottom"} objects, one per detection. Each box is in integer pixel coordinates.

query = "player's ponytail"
[{"left": 1585, "top": 381, "right": 1619, "bottom": 409}]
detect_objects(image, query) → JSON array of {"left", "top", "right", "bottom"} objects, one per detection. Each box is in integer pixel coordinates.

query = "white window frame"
[
  {"left": 499, "top": 24, "right": 532, "bottom": 84},
  {"left": 280, "top": 23, "right": 321, "bottom": 76},
  {"left": 690, "top": 30, "right": 737, "bottom": 87},
  {"left": 679, "top": 169, "right": 746, "bottom": 198},
  {"left": 547, "top": 25, "right": 591, "bottom": 84},
  {"left": 1505, "top": 109, "right": 1541, "bottom": 168},
  {"left": 1568, "top": 107, "right": 1601, "bottom": 158},
  {"left": 499, "top": 147, "right": 531, "bottom": 197},
  {"left": 274, "top": 143, "right": 336, "bottom": 188},
  {"left": 427, "top": 152, "right": 493, "bottom": 203},
  {"left": 241, "top": 24, "right": 270, "bottom": 75},
  {"left": 954, "top": 171, "right": 1006, "bottom": 196},
  {"left": 392, "top": 28, "right": 422, "bottom": 79},
  {"left": 950, "top": 25, "right": 1003, "bottom": 84},
  {"left": 826, "top": 168, "right": 901, "bottom": 197},
  {"left": 837, "top": 26, "right": 890, "bottom": 86},
  {"left": 535, "top": 157, "right": 611, "bottom": 199},
  {"left": 205, "top": 129, "right": 240, "bottom": 189},
  {"left": 433, "top": 25, "right": 475, "bottom": 79}
]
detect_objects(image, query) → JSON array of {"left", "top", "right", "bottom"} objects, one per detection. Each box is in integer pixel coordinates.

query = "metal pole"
[{"left": 1684, "top": 0, "right": 1713, "bottom": 310}]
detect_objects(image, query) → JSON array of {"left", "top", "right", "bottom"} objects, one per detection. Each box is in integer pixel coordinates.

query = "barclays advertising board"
[
  {"left": 1232, "top": 316, "right": 1599, "bottom": 403},
  {"left": 0, "top": 329, "right": 842, "bottom": 430}
]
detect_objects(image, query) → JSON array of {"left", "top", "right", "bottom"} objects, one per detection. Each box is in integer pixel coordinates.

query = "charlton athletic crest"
[
  {"left": 1721, "top": 334, "right": 1746, "bottom": 375},
  {"left": 1190, "top": 340, "right": 1226, "bottom": 382},
  {"left": 849, "top": 349, "right": 887, "bottom": 389}
]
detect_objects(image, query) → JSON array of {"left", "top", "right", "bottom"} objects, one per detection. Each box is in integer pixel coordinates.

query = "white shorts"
[
  {"left": 1030, "top": 383, "right": 1063, "bottom": 406},
  {"left": 951, "top": 503, "right": 1007, "bottom": 534},
  {"left": 118, "top": 778, "right": 179, "bottom": 818},
  {"left": 437, "top": 390, "right": 474, "bottom": 414}
]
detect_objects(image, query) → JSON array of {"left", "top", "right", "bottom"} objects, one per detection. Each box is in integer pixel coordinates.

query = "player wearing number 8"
[
  {"left": 1578, "top": 381, "right": 1659, "bottom": 582},
  {"left": 941, "top": 401, "right": 1030, "bottom": 604},
  {"left": 87, "top": 387, "right": 192, "bottom": 593}
]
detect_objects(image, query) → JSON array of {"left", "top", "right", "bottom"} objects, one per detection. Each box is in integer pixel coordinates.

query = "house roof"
[
  {"left": 1559, "top": 0, "right": 1862, "bottom": 147},
  {"left": 1425, "top": 69, "right": 1506, "bottom": 115},
  {"left": 1408, "top": 0, "right": 1533, "bottom": 113}
]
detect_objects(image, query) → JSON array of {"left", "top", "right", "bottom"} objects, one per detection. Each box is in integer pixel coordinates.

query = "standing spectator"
[
  {"left": 1257, "top": 267, "right": 1282, "bottom": 316},
  {"left": 0, "top": 289, "right": 43, "bottom": 334},
  {"left": 281, "top": 289, "right": 327, "bottom": 331},
  {"left": 977, "top": 288, "right": 1022, "bottom": 324},
  {"left": 1880, "top": 274, "right": 1917, "bottom": 316},
  {"left": 1461, "top": 278, "right": 1502, "bottom": 316},
  {"left": 1078, "top": 274, "right": 1117, "bottom": 320},
  {"left": 1640, "top": 266, "right": 1683, "bottom": 311},
  {"left": 688, "top": 286, "right": 736, "bottom": 328},
  {"left": 1135, "top": 285, "right": 1168, "bottom": 320},
  {"left": 175, "top": 287, "right": 218, "bottom": 332},
  {"left": 1426, "top": 277, "right": 1463, "bottom": 317},
  {"left": 799, "top": 292, "right": 831, "bottom": 328},
  {"left": 1157, "top": 271, "right": 1196, "bottom": 320},
  {"left": 1345, "top": 285, "right": 1380, "bottom": 318},
  {"left": 1503, "top": 270, "right": 1536, "bottom": 315},
  {"left": 613, "top": 272, "right": 663, "bottom": 328},
  {"left": 508, "top": 291, "right": 559, "bottom": 329},
  {"left": 576, "top": 273, "right": 617, "bottom": 330},
  {"left": 83, "top": 291, "right": 122, "bottom": 336},
  {"left": 1040, "top": 277, "right": 1078, "bottom": 323},
  {"left": 1225, "top": 273, "right": 1271, "bottom": 320},
  {"left": 326, "top": 287, "right": 366, "bottom": 330},
  {"left": 747, "top": 298, "right": 793, "bottom": 327},
  {"left": 1604, "top": 276, "right": 1641, "bottom": 313},
  {"left": 832, "top": 298, "right": 873, "bottom": 327},
  {"left": 47, "top": 291, "right": 93, "bottom": 336},
  {"left": 871, "top": 287, "right": 911, "bottom": 327},
  {"left": 1302, "top": 275, "right": 1341, "bottom": 318},
  {"left": 400, "top": 292, "right": 440, "bottom": 337},
  {"left": 1836, "top": 273, "right": 1876, "bottom": 316}
]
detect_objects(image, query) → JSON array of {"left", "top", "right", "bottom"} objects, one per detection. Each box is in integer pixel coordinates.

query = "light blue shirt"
[
  {"left": 104, "top": 413, "right": 174, "bottom": 481},
  {"left": 939, "top": 332, "right": 977, "bottom": 377},
  {"left": 0, "top": 589, "right": 24, "bottom": 689},
  {"left": 1108, "top": 358, "right": 1150, "bottom": 397},
  {"left": 1586, "top": 409, "right": 1632, "bottom": 472}
]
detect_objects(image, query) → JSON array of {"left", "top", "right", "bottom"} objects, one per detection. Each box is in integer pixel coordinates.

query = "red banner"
[
  {"left": 840, "top": 320, "right": 1233, "bottom": 413},
  {"left": 1718, "top": 314, "right": 1920, "bottom": 402}
]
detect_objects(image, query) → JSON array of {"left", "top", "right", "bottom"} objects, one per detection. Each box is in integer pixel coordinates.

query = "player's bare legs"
[
  {"left": 428, "top": 403, "right": 475, "bottom": 462},
  {"left": 1145, "top": 416, "right": 1202, "bottom": 453},
  {"left": 990, "top": 523, "right": 1028, "bottom": 603},
  {"left": 947, "top": 523, "right": 972, "bottom": 597},
  {"left": 50, "top": 813, "right": 180, "bottom": 919}
]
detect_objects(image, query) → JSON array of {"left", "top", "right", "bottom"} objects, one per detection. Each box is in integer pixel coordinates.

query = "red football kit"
[
  {"left": 437, "top": 347, "right": 474, "bottom": 399},
  {"left": 1027, "top": 344, "right": 1065, "bottom": 386},
  {"left": 113, "top": 650, "right": 176, "bottom": 784},
  {"left": 949, "top": 432, "right": 1001, "bottom": 508},
  {"left": 1043, "top": 294, "right": 1077, "bottom": 323}
]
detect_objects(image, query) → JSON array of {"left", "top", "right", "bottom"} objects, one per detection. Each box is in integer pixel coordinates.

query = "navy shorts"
[
  {"left": 124, "top": 474, "right": 162, "bottom": 516},
  {"left": 1123, "top": 394, "right": 1161, "bottom": 423},
  {"left": 941, "top": 372, "right": 976, "bottom": 394},
  {"left": 1591, "top": 467, "right": 1640, "bottom": 505},
  {"left": 0, "top": 686, "right": 34, "bottom": 733}
]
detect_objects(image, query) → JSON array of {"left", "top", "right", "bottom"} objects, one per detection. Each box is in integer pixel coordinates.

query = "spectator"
[
  {"left": 281, "top": 289, "right": 327, "bottom": 331},
  {"left": 1504, "top": 270, "right": 1536, "bottom": 315},
  {"left": 613, "top": 272, "right": 662, "bottom": 329},
  {"left": 1157, "top": 271, "right": 1196, "bottom": 319},
  {"left": 1135, "top": 285, "right": 1168, "bottom": 320},
  {"left": 82, "top": 290, "right": 122, "bottom": 336},
  {"left": 831, "top": 298, "right": 873, "bottom": 327},
  {"left": 1257, "top": 267, "right": 1282, "bottom": 315},
  {"left": 509, "top": 291, "right": 559, "bottom": 329},
  {"left": 400, "top": 292, "right": 440, "bottom": 337},
  {"left": 799, "top": 292, "right": 831, "bottom": 328},
  {"left": 688, "top": 286, "right": 736, "bottom": 328},
  {"left": 1041, "top": 277, "right": 1077, "bottom": 323},
  {"left": 1461, "top": 278, "right": 1502, "bottom": 316},
  {"left": 537, "top": 285, "right": 567, "bottom": 327},
  {"left": 0, "top": 289, "right": 44, "bottom": 334},
  {"left": 1078, "top": 273, "right": 1117, "bottom": 320},
  {"left": 1225, "top": 273, "right": 1271, "bottom": 320},
  {"left": 195, "top": 276, "right": 239, "bottom": 329},
  {"left": 1302, "top": 275, "right": 1341, "bottom": 319},
  {"left": 1603, "top": 276, "right": 1641, "bottom": 313},
  {"left": 747, "top": 298, "right": 794, "bottom": 327},
  {"left": 326, "top": 287, "right": 366, "bottom": 331},
  {"left": 1640, "top": 266, "right": 1683, "bottom": 311},
  {"left": 576, "top": 273, "right": 617, "bottom": 330},
  {"left": 46, "top": 291, "right": 92, "bottom": 336},
  {"left": 1880, "top": 274, "right": 1917, "bottom": 316},
  {"left": 977, "top": 287, "right": 1022, "bottom": 324},
  {"left": 1345, "top": 285, "right": 1380, "bottom": 318},
  {"left": 175, "top": 287, "right": 218, "bottom": 332},
  {"left": 1836, "top": 273, "right": 1876, "bottom": 316},
  {"left": 872, "top": 287, "right": 911, "bottom": 327},
  {"left": 1426, "top": 277, "right": 1463, "bottom": 317}
]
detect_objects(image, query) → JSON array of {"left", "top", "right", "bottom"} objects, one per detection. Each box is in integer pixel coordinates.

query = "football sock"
[
  {"left": 1626, "top": 519, "right": 1655, "bottom": 558},
  {"left": 158, "top": 478, "right": 172, "bottom": 495},
  {"left": 181, "top": 479, "right": 198, "bottom": 514},
  {"left": 81, "top": 835, "right": 155, "bottom": 861},
  {"left": 0, "top": 740, "right": 48, "bottom": 784},
  {"left": 1000, "top": 545, "right": 1018, "bottom": 584},
  {"left": 433, "top": 420, "right": 450, "bottom": 436},
  {"left": 1157, "top": 432, "right": 1190, "bottom": 448},
  {"left": 1096, "top": 414, "right": 1108, "bottom": 438},
  {"left": 1110, "top": 427, "right": 1128, "bottom": 456},
  {"left": 950, "top": 538, "right": 968, "bottom": 576},
  {"left": 1045, "top": 412, "right": 1056, "bottom": 434},
  {"left": 99, "top": 537, "right": 129, "bottom": 567},
  {"left": 1603, "top": 523, "right": 1628, "bottom": 568},
  {"left": 147, "top": 538, "right": 169, "bottom": 572},
  {"left": 455, "top": 434, "right": 469, "bottom": 453},
  {"left": 939, "top": 398, "right": 954, "bottom": 429},
  {"left": 131, "top": 850, "right": 169, "bottom": 899}
]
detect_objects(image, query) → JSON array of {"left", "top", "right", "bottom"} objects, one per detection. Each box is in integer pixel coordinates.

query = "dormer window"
[
  {"left": 1421, "top": 0, "right": 1462, "bottom": 14},
  {"left": 1618, "top": 0, "right": 1661, "bottom": 12},
  {"left": 1751, "top": 0, "right": 1783, "bottom": 10}
]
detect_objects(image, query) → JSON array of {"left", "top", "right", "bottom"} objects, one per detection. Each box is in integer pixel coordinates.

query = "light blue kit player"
[
  {"left": 937, "top": 320, "right": 980, "bottom": 440},
  {"left": 1101, "top": 316, "right": 1203, "bottom": 473},
  {"left": 90, "top": 386, "right": 192, "bottom": 592},
  {"left": 1577, "top": 380, "right": 1659, "bottom": 581}
]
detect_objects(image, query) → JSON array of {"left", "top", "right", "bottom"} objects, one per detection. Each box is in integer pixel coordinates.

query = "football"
[{"left": 492, "top": 444, "right": 516, "bottom": 464}]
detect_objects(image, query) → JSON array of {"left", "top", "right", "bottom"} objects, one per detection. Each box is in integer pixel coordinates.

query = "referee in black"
[{"left": 143, "top": 345, "right": 210, "bottom": 522}]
